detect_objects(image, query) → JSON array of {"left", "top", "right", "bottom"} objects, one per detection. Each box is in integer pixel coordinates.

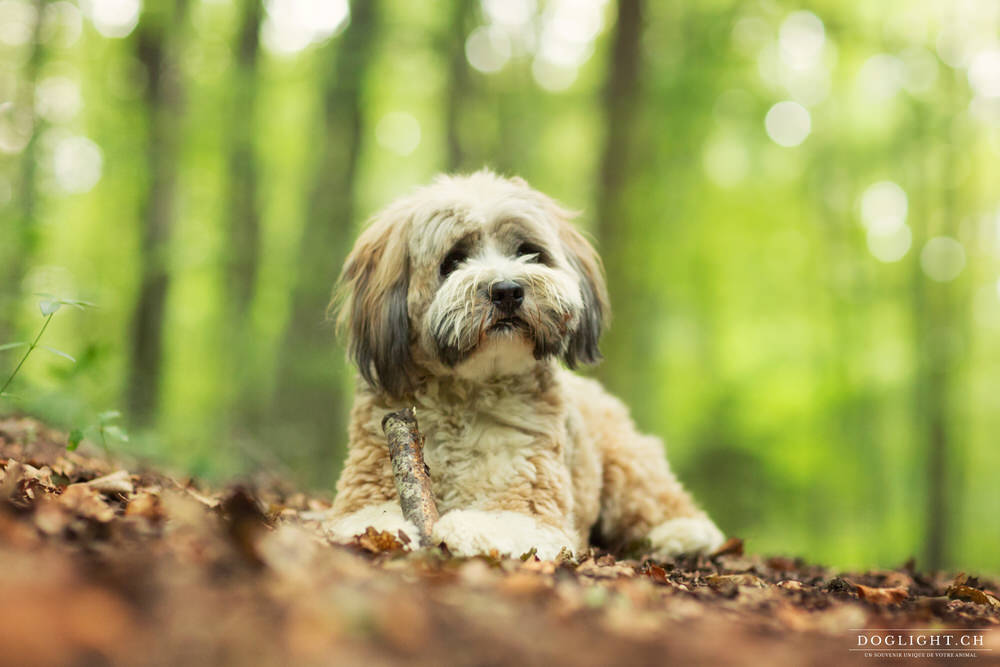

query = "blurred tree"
[
  {"left": 1, "top": 0, "right": 44, "bottom": 344},
  {"left": 914, "top": 80, "right": 963, "bottom": 570},
  {"left": 443, "top": 0, "right": 475, "bottom": 172},
  {"left": 271, "top": 0, "right": 380, "bottom": 476},
  {"left": 223, "top": 0, "right": 264, "bottom": 430},
  {"left": 595, "top": 0, "right": 642, "bottom": 393},
  {"left": 125, "top": 0, "right": 190, "bottom": 426}
]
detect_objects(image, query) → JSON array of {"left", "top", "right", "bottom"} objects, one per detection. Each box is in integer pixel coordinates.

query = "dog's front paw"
[
  {"left": 647, "top": 516, "right": 725, "bottom": 559},
  {"left": 431, "top": 509, "right": 574, "bottom": 560},
  {"left": 324, "top": 501, "right": 418, "bottom": 546}
]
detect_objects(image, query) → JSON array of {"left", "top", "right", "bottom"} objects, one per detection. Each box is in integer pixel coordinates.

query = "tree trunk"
[
  {"left": 594, "top": 0, "right": 643, "bottom": 391},
  {"left": 223, "top": 0, "right": 263, "bottom": 430},
  {"left": 225, "top": 0, "right": 262, "bottom": 319},
  {"left": 271, "top": 0, "right": 380, "bottom": 478},
  {"left": 125, "top": 1, "right": 189, "bottom": 426},
  {"left": 444, "top": 0, "right": 475, "bottom": 172},
  {"left": 0, "top": 0, "right": 45, "bottom": 344}
]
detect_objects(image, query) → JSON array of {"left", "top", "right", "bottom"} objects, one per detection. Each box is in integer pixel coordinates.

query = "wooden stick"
[{"left": 382, "top": 408, "right": 439, "bottom": 547}]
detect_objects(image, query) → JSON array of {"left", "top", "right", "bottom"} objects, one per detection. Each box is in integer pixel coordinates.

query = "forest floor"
[{"left": 1, "top": 416, "right": 998, "bottom": 667}]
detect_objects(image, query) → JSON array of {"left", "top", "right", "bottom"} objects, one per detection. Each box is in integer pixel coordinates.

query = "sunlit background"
[{"left": 1, "top": 0, "right": 998, "bottom": 572}]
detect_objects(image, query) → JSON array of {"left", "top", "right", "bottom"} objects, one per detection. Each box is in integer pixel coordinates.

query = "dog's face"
[{"left": 336, "top": 171, "right": 609, "bottom": 398}]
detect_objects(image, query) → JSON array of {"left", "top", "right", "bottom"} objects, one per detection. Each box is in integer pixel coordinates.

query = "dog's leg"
[
  {"left": 325, "top": 500, "right": 418, "bottom": 543},
  {"left": 325, "top": 398, "right": 416, "bottom": 542},
  {"left": 569, "top": 376, "right": 724, "bottom": 558},
  {"left": 431, "top": 509, "right": 575, "bottom": 560},
  {"left": 598, "top": 430, "right": 724, "bottom": 558},
  {"left": 429, "top": 444, "right": 581, "bottom": 560}
]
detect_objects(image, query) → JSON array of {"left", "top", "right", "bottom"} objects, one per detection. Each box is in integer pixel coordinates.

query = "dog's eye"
[
  {"left": 516, "top": 242, "right": 545, "bottom": 262},
  {"left": 440, "top": 250, "right": 467, "bottom": 277}
]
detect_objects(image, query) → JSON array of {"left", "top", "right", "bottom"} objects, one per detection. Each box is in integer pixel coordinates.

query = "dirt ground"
[{"left": 1, "top": 416, "right": 997, "bottom": 667}]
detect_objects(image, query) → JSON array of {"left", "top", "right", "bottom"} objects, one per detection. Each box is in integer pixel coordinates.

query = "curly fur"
[{"left": 326, "top": 170, "right": 723, "bottom": 559}]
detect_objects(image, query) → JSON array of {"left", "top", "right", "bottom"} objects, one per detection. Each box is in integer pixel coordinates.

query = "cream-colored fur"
[{"left": 326, "top": 171, "right": 724, "bottom": 560}]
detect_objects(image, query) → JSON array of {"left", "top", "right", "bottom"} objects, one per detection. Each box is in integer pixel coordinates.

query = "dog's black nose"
[{"left": 491, "top": 281, "right": 524, "bottom": 313}]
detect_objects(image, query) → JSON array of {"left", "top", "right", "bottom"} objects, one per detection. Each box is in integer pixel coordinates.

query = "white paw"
[
  {"left": 431, "top": 509, "right": 574, "bottom": 560},
  {"left": 647, "top": 516, "right": 725, "bottom": 559},
  {"left": 324, "top": 501, "right": 418, "bottom": 546}
]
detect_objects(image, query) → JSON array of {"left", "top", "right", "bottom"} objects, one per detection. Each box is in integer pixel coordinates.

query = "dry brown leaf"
[
  {"left": 855, "top": 583, "right": 909, "bottom": 605},
  {"left": 947, "top": 584, "right": 1000, "bottom": 609},
  {"left": 776, "top": 580, "right": 805, "bottom": 592},
  {"left": 707, "top": 574, "right": 767, "bottom": 589},
  {"left": 354, "top": 526, "right": 405, "bottom": 554},
  {"left": 84, "top": 470, "right": 133, "bottom": 495},
  {"left": 710, "top": 537, "right": 744, "bottom": 558},
  {"left": 33, "top": 498, "right": 73, "bottom": 535},
  {"left": 126, "top": 492, "right": 163, "bottom": 520},
  {"left": 60, "top": 484, "right": 115, "bottom": 522},
  {"left": 644, "top": 564, "right": 670, "bottom": 585}
]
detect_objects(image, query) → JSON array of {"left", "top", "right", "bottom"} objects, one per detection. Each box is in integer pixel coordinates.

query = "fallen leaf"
[
  {"left": 644, "top": 564, "right": 669, "bottom": 585},
  {"left": 706, "top": 574, "right": 766, "bottom": 597},
  {"left": 947, "top": 584, "right": 1000, "bottom": 609},
  {"left": 856, "top": 584, "right": 909, "bottom": 605},
  {"left": 710, "top": 537, "right": 744, "bottom": 558},
  {"left": 59, "top": 484, "right": 115, "bottom": 522},
  {"left": 125, "top": 492, "right": 163, "bottom": 521},
  {"left": 354, "top": 526, "right": 404, "bottom": 554},
  {"left": 84, "top": 470, "right": 133, "bottom": 495}
]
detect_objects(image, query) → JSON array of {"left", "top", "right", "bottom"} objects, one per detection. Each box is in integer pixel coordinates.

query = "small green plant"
[
  {"left": 0, "top": 296, "right": 94, "bottom": 399},
  {"left": 67, "top": 410, "right": 129, "bottom": 452}
]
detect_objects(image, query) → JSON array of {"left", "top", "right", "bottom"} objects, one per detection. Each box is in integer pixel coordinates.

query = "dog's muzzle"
[{"left": 490, "top": 280, "right": 524, "bottom": 315}]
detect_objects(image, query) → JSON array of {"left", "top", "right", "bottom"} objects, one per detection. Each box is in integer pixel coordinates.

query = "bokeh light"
[
  {"left": 0, "top": 0, "right": 36, "bottom": 46},
  {"left": 968, "top": 50, "right": 1000, "bottom": 98},
  {"left": 860, "top": 181, "right": 908, "bottom": 235},
  {"left": 482, "top": 0, "right": 535, "bottom": 27},
  {"left": 731, "top": 16, "right": 770, "bottom": 57},
  {"left": 52, "top": 135, "right": 103, "bottom": 194},
  {"left": 899, "top": 47, "right": 938, "bottom": 95},
  {"left": 920, "top": 236, "right": 966, "bottom": 282},
  {"left": 0, "top": 110, "right": 31, "bottom": 154},
  {"left": 867, "top": 225, "right": 912, "bottom": 263},
  {"left": 778, "top": 11, "right": 825, "bottom": 71},
  {"left": 531, "top": 59, "right": 577, "bottom": 92},
  {"left": 764, "top": 100, "right": 810, "bottom": 147},
  {"left": 375, "top": 112, "right": 421, "bottom": 156},
  {"left": 36, "top": 76, "right": 82, "bottom": 124},
  {"left": 262, "top": 0, "right": 349, "bottom": 56},
  {"left": 40, "top": 1, "right": 83, "bottom": 48},
  {"left": 857, "top": 54, "right": 905, "bottom": 101},
  {"left": 465, "top": 26, "right": 511, "bottom": 73},
  {"left": 702, "top": 134, "right": 749, "bottom": 188},
  {"left": 84, "top": 0, "right": 141, "bottom": 39}
]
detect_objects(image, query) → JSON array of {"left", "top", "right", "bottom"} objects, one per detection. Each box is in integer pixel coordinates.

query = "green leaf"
[
  {"left": 103, "top": 425, "right": 129, "bottom": 443},
  {"left": 60, "top": 299, "right": 96, "bottom": 310},
  {"left": 38, "top": 300, "right": 61, "bottom": 316},
  {"left": 0, "top": 342, "right": 28, "bottom": 352},
  {"left": 67, "top": 429, "right": 84, "bottom": 451},
  {"left": 41, "top": 346, "right": 76, "bottom": 363},
  {"left": 98, "top": 409, "right": 122, "bottom": 423},
  {"left": 34, "top": 294, "right": 97, "bottom": 312}
]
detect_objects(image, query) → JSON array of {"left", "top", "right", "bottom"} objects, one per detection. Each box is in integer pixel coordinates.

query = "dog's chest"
[{"left": 415, "top": 397, "right": 556, "bottom": 511}]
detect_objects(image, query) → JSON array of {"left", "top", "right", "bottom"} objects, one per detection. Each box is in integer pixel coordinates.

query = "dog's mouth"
[{"left": 488, "top": 316, "right": 530, "bottom": 334}]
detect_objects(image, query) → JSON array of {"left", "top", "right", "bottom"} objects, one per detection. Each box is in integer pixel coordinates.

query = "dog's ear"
[
  {"left": 333, "top": 204, "right": 417, "bottom": 398},
  {"left": 550, "top": 205, "right": 610, "bottom": 368}
]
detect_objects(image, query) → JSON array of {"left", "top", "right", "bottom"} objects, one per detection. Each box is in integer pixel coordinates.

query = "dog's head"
[{"left": 335, "top": 170, "right": 609, "bottom": 398}]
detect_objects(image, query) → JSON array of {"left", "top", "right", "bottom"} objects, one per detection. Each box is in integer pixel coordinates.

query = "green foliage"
[
  {"left": 0, "top": 0, "right": 997, "bottom": 572},
  {"left": 1, "top": 298, "right": 93, "bottom": 399},
  {"left": 67, "top": 410, "right": 129, "bottom": 452}
]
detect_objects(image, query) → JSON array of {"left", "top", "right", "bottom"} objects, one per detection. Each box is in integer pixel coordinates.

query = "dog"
[{"left": 325, "top": 170, "right": 724, "bottom": 559}]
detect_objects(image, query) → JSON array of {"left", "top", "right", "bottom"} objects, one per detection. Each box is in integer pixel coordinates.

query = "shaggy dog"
[{"left": 326, "top": 171, "right": 724, "bottom": 559}]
